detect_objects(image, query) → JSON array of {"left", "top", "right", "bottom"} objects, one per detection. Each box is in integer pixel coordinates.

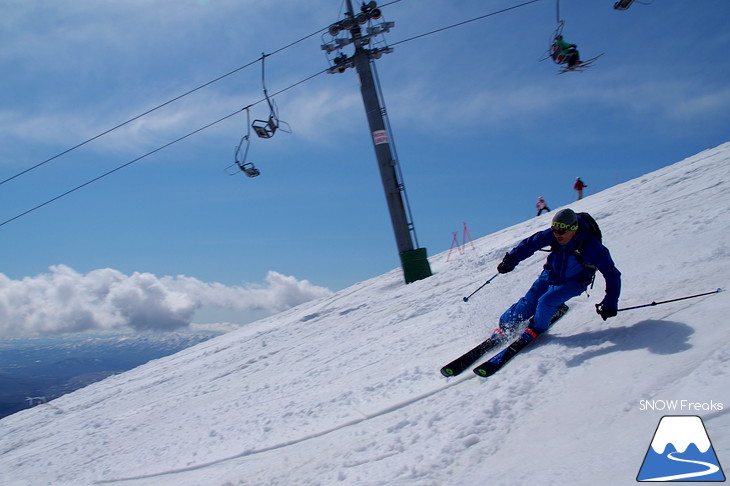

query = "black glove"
[
  {"left": 497, "top": 252, "right": 515, "bottom": 274},
  {"left": 596, "top": 303, "right": 617, "bottom": 321}
]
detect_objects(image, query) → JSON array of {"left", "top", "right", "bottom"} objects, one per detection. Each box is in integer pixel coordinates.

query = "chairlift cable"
[
  {"left": 1, "top": 0, "right": 539, "bottom": 188},
  {"left": 0, "top": 27, "right": 327, "bottom": 188},
  {"left": 0, "top": 107, "right": 245, "bottom": 229},
  {"left": 378, "top": 0, "right": 405, "bottom": 8},
  {"left": 0, "top": 67, "right": 330, "bottom": 228},
  {"left": 1, "top": 0, "right": 540, "bottom": 190},
  {"left": 388, "top": 0, "right": 541, "bottom": 48},
  {"left": 0, "top": 0, "right": 547, "bottom": 225}
]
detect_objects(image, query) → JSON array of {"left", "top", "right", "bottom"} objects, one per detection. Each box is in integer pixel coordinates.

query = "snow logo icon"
[{"left": 637, "top": 415, "right": 726, "bottom": 482}]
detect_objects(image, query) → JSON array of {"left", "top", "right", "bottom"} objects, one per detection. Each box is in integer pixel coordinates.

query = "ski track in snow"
[{"left": 94, "top": 376, "right": 473, "bottom": 483}]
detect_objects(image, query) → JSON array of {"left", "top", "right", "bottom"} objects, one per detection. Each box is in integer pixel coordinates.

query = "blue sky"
[{"left": 1, "top": 0, "right": 728, "bottom": 334}]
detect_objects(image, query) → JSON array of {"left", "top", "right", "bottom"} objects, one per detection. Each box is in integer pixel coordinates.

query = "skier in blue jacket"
[{"left": 493, "top": 208, "right": 621, "bottom": 345}]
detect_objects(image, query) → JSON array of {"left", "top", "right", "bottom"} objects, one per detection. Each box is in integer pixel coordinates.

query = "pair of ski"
[
  {"left": 440, "top": 304, "right": 569, "bottom": 378},
  {"left": 557, "top": 53, "right": 604, "bottom": 74}
]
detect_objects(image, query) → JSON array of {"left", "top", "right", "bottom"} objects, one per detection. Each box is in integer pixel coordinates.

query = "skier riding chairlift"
[
  {"left": 545, "top": 13, "right": 598, "bottom": 73},
  {"left": 551, "top": 34, "right": 581, "bottom": 69}
]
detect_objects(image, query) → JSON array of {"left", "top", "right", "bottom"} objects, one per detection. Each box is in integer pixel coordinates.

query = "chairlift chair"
[
  {"left": 252, "top": 116, "right": 278, "bottom": 139},
  {"left": 613, "top": 0, "right": 636, "bottom": 10},
  {"left": 252, "top": 53, "right": 291, "bottom": 139},
  {"left": 240, "top": 162, "right": 261, "bottom": 178},
  {"left": 225, "top": 108, "right": 261, "bottom": 178}
]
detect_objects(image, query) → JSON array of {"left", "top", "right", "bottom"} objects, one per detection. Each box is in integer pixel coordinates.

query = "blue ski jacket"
[{"left": 506, "top": 215, "right": 622, "bottom": 309}]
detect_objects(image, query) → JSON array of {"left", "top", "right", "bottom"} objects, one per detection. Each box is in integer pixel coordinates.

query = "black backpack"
[
  {"left": 572, "top": 212, "right": 601, "bottom": 286},
  {"left": 576, "top": 212, "right": 602, "bottom": 244}
]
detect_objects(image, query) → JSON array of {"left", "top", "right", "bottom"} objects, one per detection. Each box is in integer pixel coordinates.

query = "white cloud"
[{"left": 0, "top": 265, "right": 332, "bottom": 337}]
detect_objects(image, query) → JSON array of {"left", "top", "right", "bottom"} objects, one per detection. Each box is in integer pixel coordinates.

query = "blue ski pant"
[{"left": 499, "top": 271, "right": 586, "bottom": 333}]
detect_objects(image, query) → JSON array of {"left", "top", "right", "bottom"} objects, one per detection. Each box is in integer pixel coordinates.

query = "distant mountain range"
[{"left": 0, "top": 331, "right": 220, "bottom": 419}]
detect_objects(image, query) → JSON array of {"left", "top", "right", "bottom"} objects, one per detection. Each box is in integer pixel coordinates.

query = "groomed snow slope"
[{"left": 1, "top": 143, "right": 729, "bottom": 486}]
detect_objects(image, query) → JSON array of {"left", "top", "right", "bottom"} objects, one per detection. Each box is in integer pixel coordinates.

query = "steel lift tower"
[{"left": 323, "top": 1, "right": 432, "bottom": 284}]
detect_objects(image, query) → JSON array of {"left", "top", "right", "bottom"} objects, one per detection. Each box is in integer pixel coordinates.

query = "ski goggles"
[{"left": 551, "top": 221, "right": 578, "bottom": 234}]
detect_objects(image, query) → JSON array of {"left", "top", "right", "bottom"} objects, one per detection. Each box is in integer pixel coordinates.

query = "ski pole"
[
  {"left": 596, "top": 288, "right": 723, "bottom": 315},
  {"left": 463, "top": 273, "right": 499, "bottom": 302}
]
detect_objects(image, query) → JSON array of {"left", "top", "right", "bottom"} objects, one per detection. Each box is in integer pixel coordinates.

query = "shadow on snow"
[{"left": 544, "top": 319, "right": 694, "bottom": 367}]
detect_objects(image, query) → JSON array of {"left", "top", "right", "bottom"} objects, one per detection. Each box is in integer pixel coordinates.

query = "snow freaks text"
[{"left": 639, "top": 400, "right": 724, "bottom": 412}]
